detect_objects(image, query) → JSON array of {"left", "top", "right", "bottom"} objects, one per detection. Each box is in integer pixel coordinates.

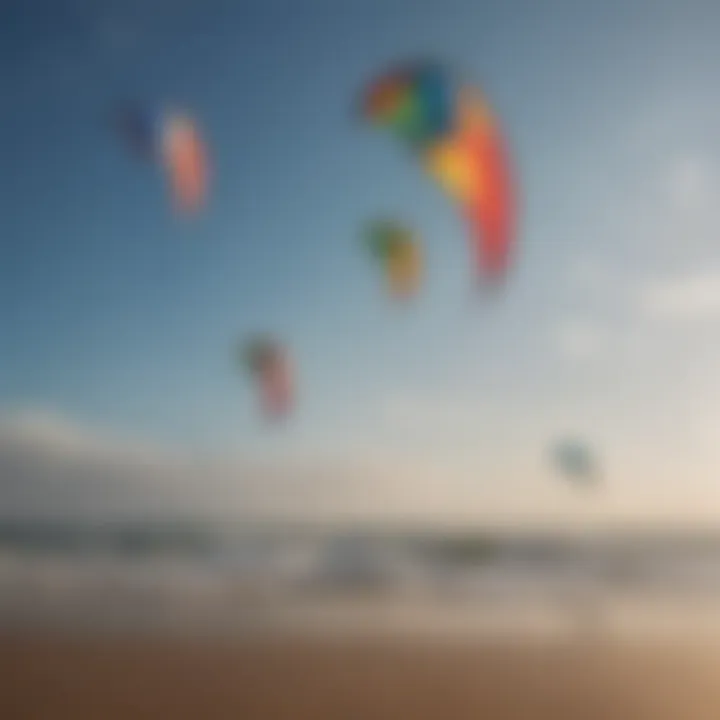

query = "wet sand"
[{"left": 2, "top": 633, "right": 720, "bottom": 719}]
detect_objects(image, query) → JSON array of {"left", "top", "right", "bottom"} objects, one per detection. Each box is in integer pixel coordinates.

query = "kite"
[
  {"left": 115, "top": 104, "right": 208, "bottom": 214},
  {"left": 552, "top": 439, "right": 600, "bottom": 487},
  {"left": 364, "top": 218, "right": 423, "bottom": 298},
  {"left": 239, "top": 336, "right": 294, "bottom": 420},
  {"left": 362, "top": 61, "right": 516, "bottom": 282}
]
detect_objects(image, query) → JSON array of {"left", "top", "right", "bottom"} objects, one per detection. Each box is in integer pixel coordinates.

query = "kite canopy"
[
  {"left": 115, "top": 104, "right": 208, "bottom": 215},
  {"left": 363, "top": 61, "right": 453, "bottom": 150},
  {"left": 364, "top": 219, "right": 423, "bottom": 298},
  {"left": 161, "top": 112, "right": 208, "bottom": 214},
  {"left": 241, "top": 336, "right": 278, "bottom": 374},
  {"left": 362, "top": 60, "right": 516, "bottom": 283},
  {"left": 239, "top": 336, "right": 294, "bottom": 420}
]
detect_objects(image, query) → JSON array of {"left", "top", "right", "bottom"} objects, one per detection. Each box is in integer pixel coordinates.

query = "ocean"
[{"left": 2, "top": 519, "right": 720, "bottom": 639}]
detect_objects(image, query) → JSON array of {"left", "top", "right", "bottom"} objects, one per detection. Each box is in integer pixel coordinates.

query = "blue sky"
[{"left": 3, "top": 0, "right": 720, "bottom": 522}]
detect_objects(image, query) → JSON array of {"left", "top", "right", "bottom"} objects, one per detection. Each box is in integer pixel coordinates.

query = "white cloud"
[
  {"left": 613, "top": 105, "right": 720, "bottom": 257},
  {"left": 0, "top": 409, "right": 321, "bottom": 520},
  {"left": 664, "top": 156, "right": 718, "bottom": 215},
  {"left": 0, "top": 407, "right": 490, "bottom": 523},
  {"left": 552, "top": 319, "right": 607, "bottom": 360},
  {"left": 0, "top": 408, "right": 93, "bottom": 455},
  {"left": 637, "top": 270, "right": 720, "bottom": 320},
  {"left": 636, "top": 154, "right": 720, "bottom": 254}
]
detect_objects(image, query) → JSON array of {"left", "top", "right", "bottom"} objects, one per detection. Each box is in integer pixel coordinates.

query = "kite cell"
[
  {"left": 362, "top": 61, "right": 516, "bottom": 282},
  {"left": 116, "top": 105, "right": 208, "bottom": 214},
  {"left": 240, "top": 337, "right": 294, "bottom": 420},
  {"left": 365, "top": 219, "right": 423, "bottom": 298}
]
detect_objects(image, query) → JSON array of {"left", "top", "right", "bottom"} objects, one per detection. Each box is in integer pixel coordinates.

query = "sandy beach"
[{"left": 2, "top": 633, "right": 720, "bottom": 719}]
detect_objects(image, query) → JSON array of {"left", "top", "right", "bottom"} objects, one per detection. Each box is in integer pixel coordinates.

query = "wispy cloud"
[
  {"left": 0, "top": 407, "right": 481, "bottom": 522},
  {"left": 663, "top": 155, "right": 718, "bottom": 216},
  {"left": 637, "top": 270, "right": 720, "bottom": 320},
  {"left": 635, "top": 153, "right": 720, "bottom": 254},
  {"left": 0, "top": 408, "right": 328, "bottom": 520},
  {"left": 552, "top": 318, "right": 607, "bottom": 360}
]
